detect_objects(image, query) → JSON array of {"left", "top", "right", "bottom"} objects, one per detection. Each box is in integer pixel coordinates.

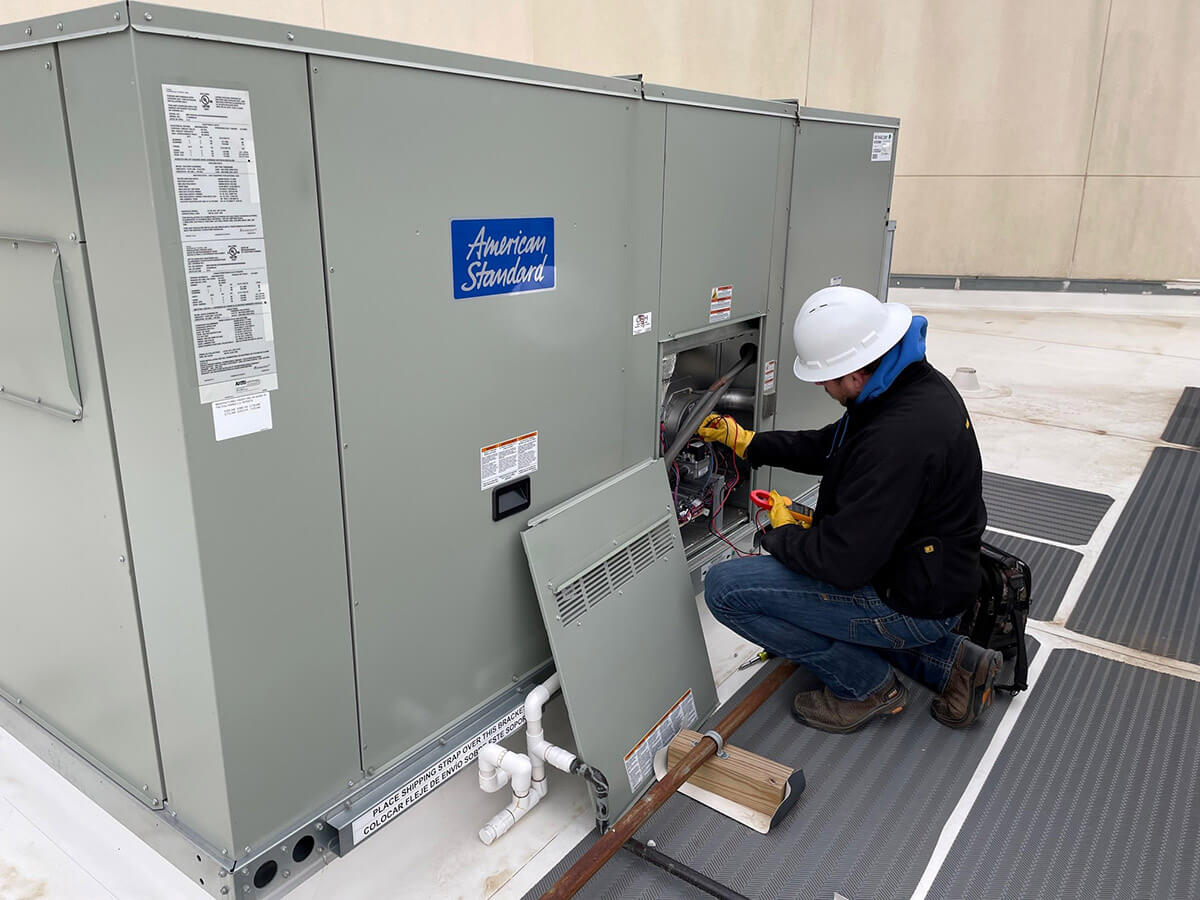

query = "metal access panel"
[
  {"left": 522, "top": 460, "right": 719, "bottom": 819},
  {"left": 56, "top": 27, "right": 361, "bottom": 855},
  {"left": 0, "top": 42, "right": 163, "bottom": 803},
  {"left": 771, "top": 116, "right": 898, "bottom": 501},
  {"left": 655, "top": 89, "right": 793, "bottom": 339},
  {"left": 309, "top": 57, "right": 666, "bottom": 772}
]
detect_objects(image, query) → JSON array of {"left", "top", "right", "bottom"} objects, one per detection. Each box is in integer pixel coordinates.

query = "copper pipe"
[{"left": 542, "top": 660, "right": 798, "bottom": 900}]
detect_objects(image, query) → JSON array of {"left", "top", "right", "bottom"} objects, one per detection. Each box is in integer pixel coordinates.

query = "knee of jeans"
[{"left": 702, "top": 563, "right": 738, "bottom": 614}]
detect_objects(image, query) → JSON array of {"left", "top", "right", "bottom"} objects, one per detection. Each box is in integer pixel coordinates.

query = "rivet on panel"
[{"left": 283, "top": 870, "right": 290, "bottom": 879}]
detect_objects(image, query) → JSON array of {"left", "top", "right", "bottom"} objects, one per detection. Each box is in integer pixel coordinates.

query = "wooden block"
[{"left": 667, "top": 729, "right": 792, "bottom": 817}]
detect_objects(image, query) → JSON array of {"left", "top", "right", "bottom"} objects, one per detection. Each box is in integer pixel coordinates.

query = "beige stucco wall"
[{"left": 3, "top": 0, "right": 1196, "bottom": 280}]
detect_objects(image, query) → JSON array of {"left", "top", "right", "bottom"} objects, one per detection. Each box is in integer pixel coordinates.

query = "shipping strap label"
[
  {"left": 451, "top": 217, "right": 555, "bottom": 300},
  {"left": 709, "top": 285, "right": 733, "bottom": 323},
  {"left": 481, "top": 431, "right": 538, "bottom": 491},
  {"left": 350, "top": 703, "right": 526, "bottom": 846},
  {"left": 871, "top": 131, "right": 894, "bottom": 162},
  {"left": 162, "top": 85, "right": 278, "bottom": 405},
  {"left": 623, "top": 689, "right": 699, "bottom": 792}
]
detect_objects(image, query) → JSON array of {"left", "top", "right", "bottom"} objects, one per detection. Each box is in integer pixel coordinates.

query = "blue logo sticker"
[{"left": 451, "top": 217, "right": 555, "bottom": 300}]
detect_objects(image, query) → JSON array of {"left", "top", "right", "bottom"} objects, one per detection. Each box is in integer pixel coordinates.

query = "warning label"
[
  {"left": 481, "top": 431, "right": 538, "bottom": 491},
  {"left": 763, "top": 359, "right": 777, "bottom": 395},
  {"left": 871, "top": 131, "right": 894, "bottom": 162},
  {"left": 350, "top": 703, "right": 526, "bottom": 846},
  {"left": 623, "top": 690, "right": 699, "bottom": 792},
  {"left": 633, "top": 311, "right": 653, "bottom": 335},
  {"left": 709, "top": 285, "right": 733, "bottom": 323},
  {"left": 162, "top": 84, "right": 277, "bottom": 404}
]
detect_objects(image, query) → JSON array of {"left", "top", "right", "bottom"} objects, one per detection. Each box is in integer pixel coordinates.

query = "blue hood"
[{"left": 855, "top": 315, "right": 928, "bottom": 405}]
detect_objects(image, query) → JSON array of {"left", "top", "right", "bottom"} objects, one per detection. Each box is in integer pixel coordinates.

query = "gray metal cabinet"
[
  {"left": 308, "top": 57, "right": 667, "bottom": 772},
  {"left": 770, "top": 118, "right": 898, "bottom": 500},
  {"left": 0, "top": 43, "right": 164, "bottom": 804},
  {"left": 59, "top": 30, "right": 361, "bottom": 854}
]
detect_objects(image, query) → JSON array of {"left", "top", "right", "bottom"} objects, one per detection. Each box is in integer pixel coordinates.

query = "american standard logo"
[{"left": 450, "top": 216, "right": 556, "bottom": 300}]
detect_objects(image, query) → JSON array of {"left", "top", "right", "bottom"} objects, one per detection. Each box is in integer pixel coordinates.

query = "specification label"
[
  {"left": 871, "top": 131, "right": 894, "bottom": 162},
  {"left": 163, "top": 84, "right": 277, "bottom": 404},
  {"left": 623, "top": 690, "right": 699, "bottom": 792},
  {"left": 481, "top": 431, "right": 538, "bottom": 491},
  {"left": 350, "top": 703, "right": 527, "bottom": 846},
  {"left": 709, "top": 285, "right": 733, "bottom": 323}
]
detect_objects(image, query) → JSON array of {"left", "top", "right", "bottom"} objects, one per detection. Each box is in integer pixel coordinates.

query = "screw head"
[
  {"left": 68, "top": 233, "right": 77, "bottom": 241},
  {"left": 144, "top": 12, "right": 152, "bottom": 21},
  {"left": 243, "top": 846, "right": 250, "bottom": 854},
  {"left": 220, "top": 888, "right": 228, "bottom": 896},
  {"left": 315, "top": 822, "right": 323, "bottom": 831},
  {"left": 286, "top": 32, "right": 295, "bottom": 41},
  {"left": 141, "top": 784, "right": 149, "bottom": 791},
  {"left": 283, "top": 870, "right": 290, "bottom": 879},
  {"left": 57, "top": 22, "right": 63, "bottom": 31},
  {"left": 24, "top": 26, "right": 32, "bottom": 35},
  {"left": 118, "top": 555, "right": 127, "bottom": 564},
  {"left": 114, "top": 11, "right": 121, "bottom": 21}
]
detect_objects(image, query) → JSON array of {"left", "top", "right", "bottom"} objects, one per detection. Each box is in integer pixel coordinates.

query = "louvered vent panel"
[{"left": 550, "top": 517, "right": 675, "bottom": 628}]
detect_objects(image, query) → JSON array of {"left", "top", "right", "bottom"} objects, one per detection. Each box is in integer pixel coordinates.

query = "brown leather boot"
[
  {"left": 791, "top": 675, "right": 908, "bottom": 734},
  {"left": 931, "top": 640, "right": 1003, "bottom": 728}
]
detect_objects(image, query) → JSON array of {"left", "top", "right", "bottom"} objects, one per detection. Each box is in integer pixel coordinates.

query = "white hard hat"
[{"left": 791, "top": 286, "right": 913, "bottom": 382}]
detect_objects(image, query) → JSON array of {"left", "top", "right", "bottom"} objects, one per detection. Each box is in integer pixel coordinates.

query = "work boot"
[
  {"left": 931, "top": 640, "right": 1003, "bottom": 728},
  {"left": 791, "top": 675, "right": 908, "bottom": 734}
]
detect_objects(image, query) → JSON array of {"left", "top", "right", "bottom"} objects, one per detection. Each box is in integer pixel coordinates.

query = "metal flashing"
[
  {"left": 643, "top": 82, "right": 798, "bottom": 118},
  {"left": 0, "top": 3, "right": 127, "bottom": 52},
  {"left": 127, "top": 2, "right": 641, "bottom": 99},
  {"left": 795, "top": 104, "right": 900, "bottom": 128}
]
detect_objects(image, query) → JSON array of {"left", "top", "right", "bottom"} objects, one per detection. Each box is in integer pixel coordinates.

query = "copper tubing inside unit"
[{"left": 541, "top": 660, "right": 798, "bottom": 900}]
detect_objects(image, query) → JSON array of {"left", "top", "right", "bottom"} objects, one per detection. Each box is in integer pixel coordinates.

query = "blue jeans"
[{"left": 704, "top": 555, "right": 965, "bottom": 700}]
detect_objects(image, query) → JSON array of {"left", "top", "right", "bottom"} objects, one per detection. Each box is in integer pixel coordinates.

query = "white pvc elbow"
[{"left": 477, "top": 744, "right": 530, "bottom": 796}]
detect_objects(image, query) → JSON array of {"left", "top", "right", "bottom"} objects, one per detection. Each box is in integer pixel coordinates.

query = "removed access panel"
[{"left": 522, "top": 460, "right": 719, "bottom": 820}]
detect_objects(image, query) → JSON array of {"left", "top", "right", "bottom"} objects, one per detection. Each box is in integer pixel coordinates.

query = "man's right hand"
[{"left": 697, "top": 414, "right": 755, "bottom": 458}]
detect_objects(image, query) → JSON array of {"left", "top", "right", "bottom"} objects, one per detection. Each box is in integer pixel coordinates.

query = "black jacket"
[{"left": 747, "top": 360, "right": 986, "bottom": 619}]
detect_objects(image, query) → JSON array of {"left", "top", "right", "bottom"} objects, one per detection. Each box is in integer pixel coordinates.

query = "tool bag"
[{"left": 954, "top": 541, "right": 1031, "bottom": 693}]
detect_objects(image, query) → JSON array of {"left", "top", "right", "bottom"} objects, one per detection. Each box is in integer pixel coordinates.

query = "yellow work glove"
[
  {"left": 767, "top": 491, "right": 813, "bottom": 529},
  {"left": 697, "top": 414, "right": 754, "bottom": 458},
  {"left": 768, "top": 490, "right": 797, "bottom": 529}
]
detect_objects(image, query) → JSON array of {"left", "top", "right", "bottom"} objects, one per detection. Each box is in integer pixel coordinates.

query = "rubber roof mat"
[
  {"left": 526, "top": 647, "right": 1038, "bottom": 900},
  {"left": 1067, "top": 447, "right": 1200, "bottom": 662},
  {"left": 984, "top": 530, "right": 1082, "bottom": 621},
  {"left": 929, "top": 650, "right": 1200, "bottom": 900},
  {"left": 982, "top": 471, "right": 1112, "bottom": 545},
  {"left": 1162, "top": 386, "right": 1200, "bottom": 447}
]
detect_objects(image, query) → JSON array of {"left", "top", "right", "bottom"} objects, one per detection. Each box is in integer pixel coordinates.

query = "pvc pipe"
[
  {"left": 477, "top": 672, "right": 576, "bottom": 845},
  {"left": 477, "top": 743, "right": 529, "bottom": 795},
  {"left": 478, "top": 778, "right": 546, "bottom": 845}
]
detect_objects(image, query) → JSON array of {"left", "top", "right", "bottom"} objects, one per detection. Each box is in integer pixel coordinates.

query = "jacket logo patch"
[
  {"left": 924, "top": 545, "right": 935, "bottom": 554},
  {"left": 965, "top": 418, "right": 972, "bottom": 429}
]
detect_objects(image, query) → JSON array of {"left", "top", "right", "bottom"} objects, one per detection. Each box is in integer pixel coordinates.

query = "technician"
[{"left": 699, "top": 286, "right": 1001, "bottom": 733}]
